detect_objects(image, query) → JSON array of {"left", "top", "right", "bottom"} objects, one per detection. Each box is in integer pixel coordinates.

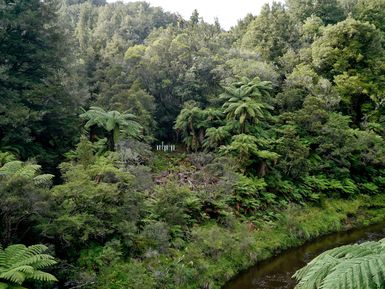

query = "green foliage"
[
  {"left": 80, "top": 106, "right": 142, "bottom": 150},
  {"left": 275, "top": 64, "right": 334, "bottom": 112},
  {"left": 174, "top": 104, "right": 209, "bottom": 151},
  {"left": 287, "top": 0, "right": 345, "bottom": 24},
  {"left": 0, "top": 244, "right": 57, "bottom": 287},
  {"left": 203, "top": 126, "right": 231, "bottom": 150},
  {"left": 300, "top": 15, "right": 324, "bottom": 44},
  {"left": 77, "top": 241, "right": 122, "bottom": 271},
  {"left": 3, "top": 0, "right": 385, "bottom": 288},
  {"left": 68, "top": 6, "right": 222, "bottom": 139},
  {"left": 240, "top": 2, "right": 298, "bottom": 60},
  {"left": 353, "top": 0, "right": 385, "bottom": 34},
  {"left": 0, "top": 152, "right": 16, "bottom": 167},
  {"left": 221, "top": 77, "right": 273, "bottom": 133},
  {"left": 109, "top": 82, "right": 157, "bottom": 140},
  {"left": 0, "top": 0, "right": 80, "bottom": 169},
  {"left": 97, "top": 261, "right": 155, "bottom": 289},
  {"left": 223, "top": 98, "right": 271, "bottom": 133},
  {"left": 312, "top": 18, "right": 383, "bottom": 76},
  {"left": 40, "top": 153, "right": 143, "bottom": 250},
  {"left": 230, "top": 175, "right": 275, "bottom": 219},
  {"left": 274, "top": 125, "right": 310, "bottom": 178},
  {"left": 62, "top": 2, "right": 178, "bottom": 138},
  {"left": 220, "top": 134, "right": 279, "bottom": 172},
  {"left": 0, "top": 161, "right": 53, "bottom": 186},
  {"left": 294, "top": 238, "right": 385, "bottom": 289},
  {"left": 174, "top": 103, "right": 223, "bottom": 151},
  {"left": 147, "top": 183, "right": 202, "bottom": 228},
  {"left": 0, "top": 161, "right": 52, "bottom": 245},
  {"left": 311, "top": 17, "right": 385, "bottom": 124}
]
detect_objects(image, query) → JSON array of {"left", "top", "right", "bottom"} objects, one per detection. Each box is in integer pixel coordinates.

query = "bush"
[{"left": 97, "top": 261, "right": 156, "bottom": 289}]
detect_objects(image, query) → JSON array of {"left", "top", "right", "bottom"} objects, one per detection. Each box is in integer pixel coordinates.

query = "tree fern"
[
  {"left": 174, "top": 103, "right": 213, "bottom": 151},
  {"left": 293, "top": 238, "right": 385, "bottom": 289},
  {"left": 0, "top": 161, "right": 27, "bottom": 177},
  {"left": 80, "top": 106, "right": 142, "bottom": 150},
  {"left": 0, "top": 152, "right": 16, "bottom": 167},
  {"left": 0, "top": 161, "right": 53, "bottom": 186},
  {"left": 221, "top": 77, "right": 273, "bottom": 133},
  {"left": 0, "top": 244, "right": 57, "bottom": 287},
  {"left": 203, "top": 126, "right": 231, "bottom": 149},
  {"left": 0, "top": 161, "right": 39, "bottom": 178}
]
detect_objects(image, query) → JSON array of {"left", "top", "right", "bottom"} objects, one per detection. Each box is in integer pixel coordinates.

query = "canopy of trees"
[{"left": 1, "top": 0, "right": 385, "bottom": 288}]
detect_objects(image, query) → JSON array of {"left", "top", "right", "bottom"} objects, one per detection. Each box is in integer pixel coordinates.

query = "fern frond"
[
  {"left": 0, "top": 244, "right": 57, "bottom": 287},
  {"left": 2, "top": 245, "right": 26, "bottom": 265},
  {"left": 14, "top": 254, "right": 56, "bottom": 268},
  {"left": 26, "top": 271, "right": 57, "bottom": 282},
  {"left": 16, "top": 164, "right": 40, "bottom": 179},
  {"left": 0, "top": 152, "right": 16, "bottom": 166},
  {"left": 7, "top": 245, "right": 47, "bottom": 265},
  {"left": 321, "top": 255, "right": 385, "bottom": 289},
  {"left": 33, "top": 174, "right": 54, "bottom": 186},
  {"left": 0, "top": 161, "right": 44, "bottom": 180},
  {"left": 0, "top": 161, "right": 23, "bottom": 176},
  {"left": 294, "top": 238, "right": 385, "bottom": 289},
  {"left": 6, "top": 266, "right": 33, "bottom": 275},
  {"left": 0, "top": 270, "right": 25, "bottom": 285}
]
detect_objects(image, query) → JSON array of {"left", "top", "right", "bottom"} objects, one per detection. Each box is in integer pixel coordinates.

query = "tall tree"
[
  {"left": 0, "top": 0, "right": 79, "bottom": 169},
  {"left": 312, "top": 17, "right": 385, "bottom": 125},
  {"left": 240, "top": 2, "right": 299, "bottom": 61},
  {"left": 353, "top": 0, "right": 385, "bottom": 35},
  {"left": 287, "top": 0, "right": 345, "bottom": 24},
  {"left": 174, "top": 103, "right": 223, "bottom": 151},
  {"left": 0, "top": 160, "right": 52, "bottom": 245}
]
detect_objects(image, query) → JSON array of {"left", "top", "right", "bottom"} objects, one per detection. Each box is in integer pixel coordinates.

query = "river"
[{"left": 223, "top": 221, "right": 385, "bottom": 289}]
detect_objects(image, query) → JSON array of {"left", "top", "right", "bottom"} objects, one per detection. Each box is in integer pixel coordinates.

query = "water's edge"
[{"left": 223, "top": 221, "right": 385, "bottom": 289}]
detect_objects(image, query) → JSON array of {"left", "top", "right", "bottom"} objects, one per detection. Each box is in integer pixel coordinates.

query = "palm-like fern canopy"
[
  {"left": 0, "top": 161, "right": 53, "bottom": 186},
  {"left": 221, "top": 77, "right": 273, "bottom": 133},
  {"left": 174, "top": 103, "right": 224, "bottom": 151},
  {"left": 293, "top": 237, "right": 385, "bottom": 289},
  {"left": 220, "top": 76, "right": 273, "bottom": 102},
  {"left": 0, "top": 152, "right": 16, "bottom": 167},
  {"left": 80, "top": 106, "right": 142, "bottom": 144},
  {"left": 223, "top": 97, "right": 272, "bottom": 125},
  {"left": 235, "top": 76, "right": 273, "bottom": 99},
  {"left": 0, "top": 244, "right": 57, "bottom": 288}
]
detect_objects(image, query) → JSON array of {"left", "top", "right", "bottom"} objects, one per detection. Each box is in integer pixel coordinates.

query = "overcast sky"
[{"left": 106, "top": 0, "right": 277, "bottom": 30}]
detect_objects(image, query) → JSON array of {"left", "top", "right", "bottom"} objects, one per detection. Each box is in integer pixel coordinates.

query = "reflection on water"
[{"left": 223, "top": 222, "right": 385, "bottom": 289}]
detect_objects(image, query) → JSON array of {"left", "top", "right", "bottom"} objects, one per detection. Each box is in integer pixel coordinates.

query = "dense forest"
[{"left": 2, "top": 0, "right": 385, "bottom": 288}]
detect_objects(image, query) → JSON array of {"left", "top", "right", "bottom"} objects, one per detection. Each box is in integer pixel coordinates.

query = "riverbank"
[
  {"left": 223, "top": 218, "right": 385, "bottom": 289},
  {"left": 171, "top": 194, "right": 385, "bottom": 289}
]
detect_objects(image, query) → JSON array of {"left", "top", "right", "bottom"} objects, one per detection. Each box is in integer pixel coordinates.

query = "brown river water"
[{"left": 223, "top": 221, "right": 385, "bottom": 289}]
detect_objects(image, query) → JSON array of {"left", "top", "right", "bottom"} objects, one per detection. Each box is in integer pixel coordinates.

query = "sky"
[{"left": 106, "top": 0, "right": 277, "bottom": 30}]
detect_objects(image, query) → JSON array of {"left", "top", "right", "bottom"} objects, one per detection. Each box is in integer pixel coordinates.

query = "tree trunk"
[{"left": 256, "top": 161, "right": 268, "bottom": 177}]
